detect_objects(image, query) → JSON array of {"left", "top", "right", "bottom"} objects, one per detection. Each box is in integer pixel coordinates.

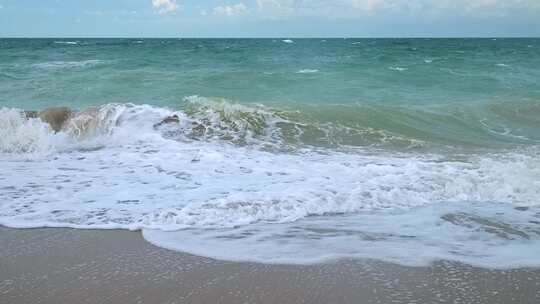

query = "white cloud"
[
  {"left": 213, "top": 3, "right": 249, "bottom": 17},
  {"left": 152, "top": 0, "right": 178, "bottom": 14},
  {"left": 256, "top": 0, "right": 295, "bottom": 18},
  {"left": 351, "top": 0, "right": 393, "bottom": 11}
]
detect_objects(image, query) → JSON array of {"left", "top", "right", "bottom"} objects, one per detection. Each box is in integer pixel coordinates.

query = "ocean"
[{"left": 1, "top": 38, "right": 539, "bottom": 267}]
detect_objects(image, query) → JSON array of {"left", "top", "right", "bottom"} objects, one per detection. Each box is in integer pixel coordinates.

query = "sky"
[{"left": 1, "top": 0, "right": 539, "bottom": 37}]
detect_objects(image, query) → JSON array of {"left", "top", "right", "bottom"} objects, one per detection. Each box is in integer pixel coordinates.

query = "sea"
[{"left": 1, "top": 38, "right": 540, "bottom": 268}]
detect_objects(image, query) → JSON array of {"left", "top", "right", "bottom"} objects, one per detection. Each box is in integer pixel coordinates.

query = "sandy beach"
[{"left": 1, "top": 227, "right": 539, "bottom": 304}]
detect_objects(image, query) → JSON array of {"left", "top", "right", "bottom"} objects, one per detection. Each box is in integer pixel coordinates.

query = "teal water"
[
  {"left": 1, "top": 39, "right": 540, "bottom": 267},
  {"left": 1, "top": 38, "right": 540, "bottom": 151},
  {"left": 1, "top": 38, "right": 539, "bottom": 106}
]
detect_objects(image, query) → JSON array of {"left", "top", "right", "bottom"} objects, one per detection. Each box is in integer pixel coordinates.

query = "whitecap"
[
  {"left": 54, "top": 41, "right": 78, "bottom": 45},
  {"left": 33, "top": 60, "right": 105, "bottom": 70},
  {"left": 389, "top": 66, "right": 408, "bottom": 71},
  {"left": 296, "top": 69, "right": 319, "bottom": 74},
  {"left": 282, "top": 39, "right": 294, "bottom": 44},
  {"left": 0, "top": 108, "right": 67, "bottom": 154}
]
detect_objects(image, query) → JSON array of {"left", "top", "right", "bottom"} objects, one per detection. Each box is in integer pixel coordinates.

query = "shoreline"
[{"left": 1, "top": 227, "right": 539, "bottom": 303}]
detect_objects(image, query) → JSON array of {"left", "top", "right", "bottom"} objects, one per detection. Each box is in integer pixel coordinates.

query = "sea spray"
[{"left": 0, "top": 108, "right": 61, "bottom": 154}]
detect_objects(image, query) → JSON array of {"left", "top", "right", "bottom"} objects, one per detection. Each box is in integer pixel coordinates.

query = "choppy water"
[{"left": 1, "top": 38, "right": 540, "bottom": 268}]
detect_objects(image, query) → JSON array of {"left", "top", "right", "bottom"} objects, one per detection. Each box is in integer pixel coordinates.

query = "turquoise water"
[
  {"left": 1, "top": 38, "right": 540, "bottom": 151},
  {"left": 1, "top": 38, "right": 539, "bottom": 107},
  {"left": 1, "top": 39, "right": 540, "bottom": 267}
]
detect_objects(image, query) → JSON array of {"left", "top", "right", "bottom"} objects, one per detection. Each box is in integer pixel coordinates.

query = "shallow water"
[{"left": 1, "top": 38, "right": 540, "bottom": 267}]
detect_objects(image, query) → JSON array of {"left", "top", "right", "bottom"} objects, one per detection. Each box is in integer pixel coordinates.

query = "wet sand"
[{"left": 1, "top": 227, "right": 539, "bottom": 304}]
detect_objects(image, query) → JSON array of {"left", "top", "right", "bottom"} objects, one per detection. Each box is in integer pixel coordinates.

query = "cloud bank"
[
  {"left": 213, "top": 3, "right": 249, "bottom": 17},
  {"left": 152, "top": 0, "right": 178, "bottom": 14}
]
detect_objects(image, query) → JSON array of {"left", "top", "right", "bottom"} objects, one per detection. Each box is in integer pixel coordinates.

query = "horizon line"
[{"left": 1, "top": 36, "right": 539, "bottom": 39}]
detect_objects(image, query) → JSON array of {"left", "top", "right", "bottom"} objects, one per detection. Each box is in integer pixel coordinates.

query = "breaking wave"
[
  {"left": 2, "top": 96, "right": 540, "bottom": 153},
  {"left": 1, "top": 97, "right": 540, "bottom": 267}
]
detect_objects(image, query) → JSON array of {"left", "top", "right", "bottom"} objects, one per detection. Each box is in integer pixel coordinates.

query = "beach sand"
[{"left": 1, "top": 227, "right": 539, "bottom": 304}]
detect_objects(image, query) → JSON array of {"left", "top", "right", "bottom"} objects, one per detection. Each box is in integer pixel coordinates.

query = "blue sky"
[{"left": 1, "top": 0, "right": 539, "bottom": 37}]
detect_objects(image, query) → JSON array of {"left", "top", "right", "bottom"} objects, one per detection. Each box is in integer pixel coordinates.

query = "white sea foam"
[
  {"left": 496, "top": 63, "right": 510, "bottom": 67},
  {"left": 389, "top": 67, "right": 408, "bottom": 71},
  {"left": 1, "top": 102, "right": 540, "bottom": 267},
  {"left": 282, "top": 39, "right": 294, "bottom": 44},
  {"left": 296, "top": 69, "right": 319, "bottom": 74},
  {"left": 54, "top": 41, "right": 79, "bottom": 45},
  {"left": 33, "top": 60, "right": 105, "bottom": 70},
  {"left": 1, "top": 133, "right": 538, "bottom": 230},
  {"left": 0, "top": 104, "right": 170, "bottom": 155},
  {"left": 0, "top": 108, "right": 67, "bottom": 154},
  {"left": 144, "top": 202, "right": 540, "bottom": 268}
]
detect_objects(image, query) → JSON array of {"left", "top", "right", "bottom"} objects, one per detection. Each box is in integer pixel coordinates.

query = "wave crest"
[
  {"left": 2, "top": 98, "right": 540, "bottom": 156},
  {"left": 178, "top": 96, "right": 289, "bottom": 147},
  {"left": 0, "top": 108, "right": 62, "bottom": 153},
  {"left": 0, "top": 104, "right": 171, "bottom": 155}
]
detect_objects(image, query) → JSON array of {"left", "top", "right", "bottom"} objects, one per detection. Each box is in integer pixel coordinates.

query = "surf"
[{"left": 1, "top": 97, "right": 540, "bottom": 267}]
